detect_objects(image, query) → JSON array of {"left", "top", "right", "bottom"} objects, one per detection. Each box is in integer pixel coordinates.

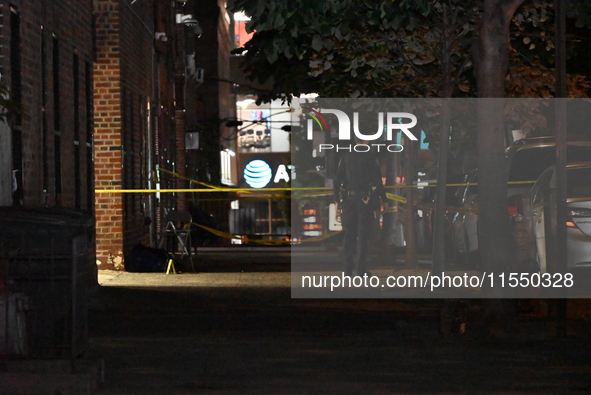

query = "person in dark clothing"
[{"left": 333, "top": 148, "right": 388, "bottom": 276}]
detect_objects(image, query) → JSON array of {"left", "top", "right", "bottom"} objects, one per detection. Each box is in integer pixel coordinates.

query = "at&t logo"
[{"left": 243, "top": 160, "right": 293, "bottom": 189}]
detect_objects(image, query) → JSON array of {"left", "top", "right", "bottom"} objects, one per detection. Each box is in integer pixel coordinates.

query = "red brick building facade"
[
  {"left": 93, "top": 0, "right": 236, "bottom": 269},
  {"left": 1, "top": 0, "right": 236, "bottom": 271},
  {"left": 0, "top": 0, "right": 94, "bottom": 209},
  {"left": 94, "top": 0, "right": 181, "bottom": 269}
]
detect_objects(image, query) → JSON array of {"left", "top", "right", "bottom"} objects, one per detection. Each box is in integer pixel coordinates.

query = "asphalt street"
[{"left": 85, "top": 247, "right": 591, "bottom": 394}]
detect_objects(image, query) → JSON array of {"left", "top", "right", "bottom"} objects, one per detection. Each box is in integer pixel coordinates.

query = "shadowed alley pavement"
[{"left": 86, "top": 247, "right": 591, "bottom": 394}]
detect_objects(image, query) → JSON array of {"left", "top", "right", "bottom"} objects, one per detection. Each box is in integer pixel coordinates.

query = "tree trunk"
[
  {"left": 433, "top": 1, "right": 453, "bottom": 275},
  {"left": 472, "top": 0, "right": 525, "bottom": 337},
  {"left": 404, "top": 139, "right": 418, "bottom": 268},
  {"left": 554, "top": 0, "right": 567, "bottom": 337},
  {"left": 473, "top": 0, "right": 525, "bottom": 279},
  {"left": 433, "top": 100, "right": 450, "bottom": 275}
]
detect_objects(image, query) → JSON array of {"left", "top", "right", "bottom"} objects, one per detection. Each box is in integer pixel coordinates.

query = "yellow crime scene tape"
[
  {"left": 191, "top": 223, "right": 339, "bottom": 245},
  {"left": 192, "top": 223, "right": 289, "bottom": 245},
  {"left": 157, "top": 167, "right": 226, "bottom": 191},
  {"left": 386, "top": 192, "right": 406, "bottom": 204},
  {"left": 96, "top": 167, "right": 535, "bottom": 242}
]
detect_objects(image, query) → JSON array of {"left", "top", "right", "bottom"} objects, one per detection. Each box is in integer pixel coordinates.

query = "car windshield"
[
  {"left": 567, "top": 167, "right": 591, "bottom": 198},
  {"left": 509, "top": 145, "right": 591, "bottom": 182}
]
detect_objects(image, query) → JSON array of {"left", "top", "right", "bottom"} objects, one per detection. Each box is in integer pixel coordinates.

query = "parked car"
[
  {"left": 449, "top": 138, "right": 591, "bottom": 267},
  {"left": 421, "top": 173, "right": 471, "bottom": 265},
  {"left": 449, "top": 171, "right": 479, "bottom": 266},
  {"left": 507, "top": 137, "right": 591, "bottom": 196},
  {"left": 529, "top": 162, "right": 591, "bottom": 273}
]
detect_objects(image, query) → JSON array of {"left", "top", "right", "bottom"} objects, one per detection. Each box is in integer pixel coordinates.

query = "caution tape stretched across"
[
  {"left": 158, "top": 167, "right": 224, "bottom": 191},
  {"left": 96, "top": 166, "right": 535, "bottom": 197},
  {"left": 95, "top": 166, "right": 531, "bottom": 216},
  {"left": 192, "top": 223, "right": 340, "bottom": 245}
]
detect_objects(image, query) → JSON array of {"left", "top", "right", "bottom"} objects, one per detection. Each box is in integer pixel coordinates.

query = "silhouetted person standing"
[{"left": 334, "top": 147, "right": 388, "bottom": 276}]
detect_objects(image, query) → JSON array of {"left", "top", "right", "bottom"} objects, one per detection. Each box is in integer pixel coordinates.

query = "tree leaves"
[
  {"left": 230, "top": 0, "right": 590, "bottom": 101},
  {"left": 311, "top": 35, "right": 323, "bottom": 51}
]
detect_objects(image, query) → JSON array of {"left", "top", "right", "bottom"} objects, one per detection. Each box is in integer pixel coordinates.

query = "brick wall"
[
  {"left": 94, "top": 0, "right": 180, "bottom": 269},
  {"left": 1, "top": 0, "right": 205, "bottom": 271},
  {"left": 119, "top": 0, "right": 154, "bottom": 259},
  {"left": 93, "top": 0, "right": 124, "bottom": 269},
  {"left": 0, "top": 0, "right": 97, "bottom": 281},
  {"left": 0, "top": 1, "right": 94, "bottom": 209}
]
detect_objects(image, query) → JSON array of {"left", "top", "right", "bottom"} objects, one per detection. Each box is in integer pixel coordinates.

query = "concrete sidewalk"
[
  {"left": 88, "top": 266, "right": 591, "bottom": 394},
  {"left": 8, "top": 247, "right": 591, "bottom": 394},
  {"left": 98, "top": 269, "right": 290, "bottom": 288}
]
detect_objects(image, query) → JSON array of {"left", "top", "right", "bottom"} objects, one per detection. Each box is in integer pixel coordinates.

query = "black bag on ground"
[{"left": 126, "top": 244, "right": 169, "bottom": 272}]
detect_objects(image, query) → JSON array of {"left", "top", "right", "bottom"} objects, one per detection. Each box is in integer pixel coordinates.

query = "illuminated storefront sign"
[
  {"left": 243, "top": 160, "right": 273, "bottom": 188},
  {"left": 242, "top": 158, "right": 293, "bottom": 189}
]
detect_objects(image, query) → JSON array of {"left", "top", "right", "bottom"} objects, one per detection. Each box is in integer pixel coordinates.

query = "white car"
[
  {"left": 449, "top": 139, "right": 591, "bottom": 267},
  {"left": 530, "top": 162, "right": 591, "bottom": 273}
]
